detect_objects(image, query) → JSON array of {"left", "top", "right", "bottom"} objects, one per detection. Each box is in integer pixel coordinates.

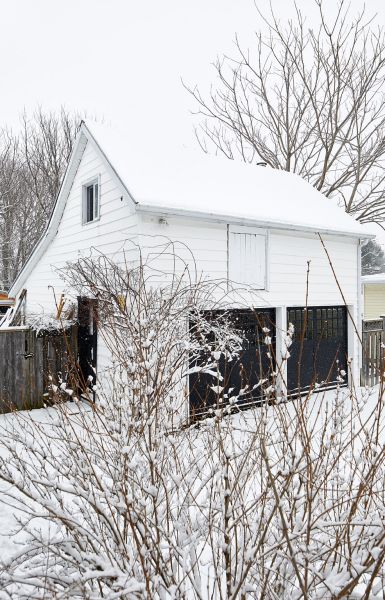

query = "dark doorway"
[
  {"left": 287, "top": 306, "right": 348, "bottom": 393},
  {"left": 189, "top": 308, "right": 276, "bottom": 420},
  {"left": 77, "top": 297, "right": 97, "bottom": 396}
]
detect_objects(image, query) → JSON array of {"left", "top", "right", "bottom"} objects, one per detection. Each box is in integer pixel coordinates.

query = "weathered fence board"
[
  {"left": 41, "top": 326, "right": 78, "bottom": 402},
  {"left": 0, "top": 328, "right": 43, "bottom": 412},
  {"left": 361, "top": 318, "right": 385, "bottom": 387},
  {"left": 0, "top": 326, "right": 77, "bottom": 413}
]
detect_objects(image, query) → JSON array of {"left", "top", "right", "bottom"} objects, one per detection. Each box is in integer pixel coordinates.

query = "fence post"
[
  {"left": 275, "top": 306, "right": 287, "bottom": 399},
  {"left": 381, "top": 316, "right": 385, "bottom": 382},
  {"left": 361, "top": 318, "right": 385, "bottom": 387}
]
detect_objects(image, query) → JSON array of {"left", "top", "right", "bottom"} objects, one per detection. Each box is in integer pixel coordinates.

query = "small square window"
[{"left": 82, "top": 179, "right": 99, "bottom": 224}]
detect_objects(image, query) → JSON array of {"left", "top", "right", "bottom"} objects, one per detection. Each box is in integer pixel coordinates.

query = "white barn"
[{"left": 8, "top": 122, "right": 372, "bottom": 414}]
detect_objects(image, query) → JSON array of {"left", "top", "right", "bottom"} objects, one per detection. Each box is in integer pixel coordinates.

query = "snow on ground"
[
  {"left": 0, "top": 403, "right": 89, "bottom": 565},
  {"left": 0, "top": 384, "right": 383, "bottom": 593}
]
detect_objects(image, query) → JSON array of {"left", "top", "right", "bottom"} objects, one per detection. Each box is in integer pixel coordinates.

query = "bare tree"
[
  {"left": 21, "top": 107, "right": 80, "bottom": 220},
  {"left": 186, "top": 0, "right": 385, "bottom": 223},
  {"left": 362, "top": 239, "right": 385, "bottom": 274},
  {"left": 0, "top": 130, "right": 21, "bottom": 289},
  {"left": 0, "top": 108, "right": 80, "bottom": 289}
]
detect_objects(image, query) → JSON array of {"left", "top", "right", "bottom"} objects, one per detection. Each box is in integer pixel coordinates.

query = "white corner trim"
[{"left": 264, "top": 229, "right": 270, "bottom": 292}]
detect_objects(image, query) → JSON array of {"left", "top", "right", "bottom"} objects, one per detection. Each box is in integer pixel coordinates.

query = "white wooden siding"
[
  {"left": 139, "top": 213, "right": 359, "bottom": 308},
  {"left": 137, "top": 217, "right": 228, "bottom": 283},
  {"left": 138, "top": 214, "right": 360, "bottom": 384}
]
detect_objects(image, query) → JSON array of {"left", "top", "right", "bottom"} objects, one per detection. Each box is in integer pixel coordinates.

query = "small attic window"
[{"left": 82, "top": 178, "right": 99, "bottom": 224}]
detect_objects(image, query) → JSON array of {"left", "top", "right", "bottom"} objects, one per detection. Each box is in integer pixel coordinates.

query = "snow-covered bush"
[
  {"left": 0, "top": 386, "right": 384, "bottom": 598},
  {"left": 0, "top": 253, "right": 384, "bottom": 598}
]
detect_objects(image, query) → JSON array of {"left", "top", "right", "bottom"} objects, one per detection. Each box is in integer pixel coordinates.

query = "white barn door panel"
[{"left": 228, "top": 225, "right": 266, "bottom": 288}]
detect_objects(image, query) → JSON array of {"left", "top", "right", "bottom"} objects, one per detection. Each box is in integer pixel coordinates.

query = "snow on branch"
[{"left": 0, "top": 249, "right": 383, "bottom": 598}]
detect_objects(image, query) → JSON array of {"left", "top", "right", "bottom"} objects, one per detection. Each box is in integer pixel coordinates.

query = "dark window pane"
[
  {"left": 94, "top": 183, "right": 98, "bottom": 217},
  {"left": 87, "top": 185, "right": 94, "bottom": 222}
]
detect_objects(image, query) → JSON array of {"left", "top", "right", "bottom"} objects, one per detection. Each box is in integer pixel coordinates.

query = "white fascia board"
[{"left": 136, "top": 203, "right": 375, "bottom": 240}]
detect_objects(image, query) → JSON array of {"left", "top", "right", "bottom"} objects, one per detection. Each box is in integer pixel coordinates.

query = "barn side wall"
[
  {"left": 137, "top": 214, "right": 359, "bottom": 304},
  {"left": 138, "top": 213, "right": 361, "bottom": 383}
]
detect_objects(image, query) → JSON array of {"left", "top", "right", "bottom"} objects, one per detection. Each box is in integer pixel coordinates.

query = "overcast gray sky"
[
  {"left": 1, "top": 0, "right": 257, "bottom": 145},
  {"left": 2, "top": 0, "right": 385, "bottom": 146},
  {"left": 2, "top": 0, "right": 385, "bottom": 241}
]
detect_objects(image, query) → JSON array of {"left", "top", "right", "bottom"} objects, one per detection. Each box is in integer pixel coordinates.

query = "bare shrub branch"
[{"left": 0, "top": 250, "right": 383, "bottom": 597}]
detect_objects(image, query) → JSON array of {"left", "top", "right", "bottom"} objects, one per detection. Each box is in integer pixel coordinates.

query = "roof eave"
[{"left": 136, "top": 203, "right": 374, "bottom": 240}]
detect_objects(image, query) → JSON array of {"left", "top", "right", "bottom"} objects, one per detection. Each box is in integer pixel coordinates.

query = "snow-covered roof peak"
[{"left": 83, "top": 121, "right": 373, "bottom": 238}]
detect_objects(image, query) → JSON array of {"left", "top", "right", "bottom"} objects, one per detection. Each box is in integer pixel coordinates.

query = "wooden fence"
[
  {"left": 361, "top": 318, "right": 385, "bottom": 387},
  {"left": 0, "top": 326, "right": 77, "bottom": 413}
]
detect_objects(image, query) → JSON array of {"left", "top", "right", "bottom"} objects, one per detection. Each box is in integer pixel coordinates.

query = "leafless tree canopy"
[
  {"left": 362, "top": 239, "right": 385, "bottom": 274},
  {"left": 0, "top": 108, "right": 80, "bottom": 290},
  {"left": 186, "top": 0, "right": 385, "bottom": 224}
]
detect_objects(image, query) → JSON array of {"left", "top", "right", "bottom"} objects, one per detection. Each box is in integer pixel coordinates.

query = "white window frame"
[
  {"left": 82, "top": 176, "right": 100, "bottom": 225},
  {"left": 228, "top": 224, "right": 269, "bottom": 290}
]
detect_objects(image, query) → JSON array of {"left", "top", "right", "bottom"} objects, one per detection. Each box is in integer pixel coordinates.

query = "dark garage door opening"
[
  {"left": 189, "top": 308, "right": 276, "bottom": 420},
  {"left": 287, "top": 305, "right": 348, "bottom": 394}
]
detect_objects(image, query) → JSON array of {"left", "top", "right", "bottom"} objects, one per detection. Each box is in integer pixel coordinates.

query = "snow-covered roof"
[
  {"left": 362, "top": 273, "right": 385, "bottom": 284},
  {"left": 85, "top": 121, "right": 373, "bottom": 239},
  {"left": 8, "top": 120, "right": 376, "bottom": 297}
]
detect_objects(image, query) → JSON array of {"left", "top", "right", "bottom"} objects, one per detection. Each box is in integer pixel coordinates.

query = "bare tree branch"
[{"left": 185, "top": 0, "right": 385, "bottom": 223}]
